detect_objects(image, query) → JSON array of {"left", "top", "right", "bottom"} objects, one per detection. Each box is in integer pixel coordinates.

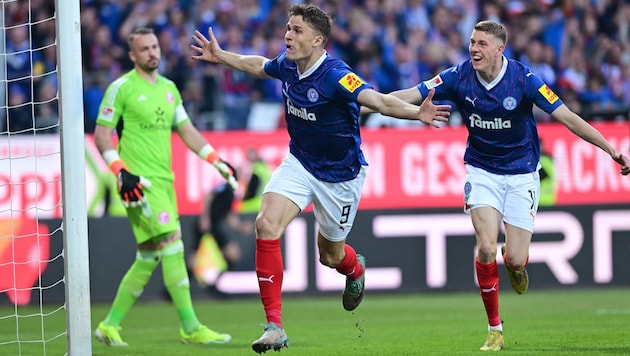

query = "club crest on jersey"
[
  {"left": 166, "top": 92, "right": 174, "bottom": 104},
  {"left": 424, "top": 75, "right": 443, "bottom": 89},
  {"left": 502, "top": 96, "right": 517, "bottom": 110},
  {"left": 100, "top": 106, "right": 114, "bottom": 122},
  {"left": 307, "top": 88, "right": 319, "bottom": 102},
  {"left": 538, "top": 84, "right": 558, "bottom": 104},
  {"left": 158, "top": 211, "right": 170, "bottom": 224},
  {"left": 339, "top": 73, "right": 363, "bottom": 93}
]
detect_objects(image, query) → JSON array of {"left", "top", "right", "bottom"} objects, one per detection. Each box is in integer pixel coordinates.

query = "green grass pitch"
[{"left": 1, "top": 288, "right": 629, "bottom": 355}]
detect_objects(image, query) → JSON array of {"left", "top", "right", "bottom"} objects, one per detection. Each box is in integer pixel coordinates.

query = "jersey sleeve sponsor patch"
[
  {"left": 100, "top": 106, "right": 114, "bottom": 122},
  {"left": 424, "top": 75, "right": 443, "bottom": 89},
  {"left": 537, "top": 84, "right": 559, "bottom": 104},
  {"left": 338, "top": 72, "right": 363, "bottom": 93}
]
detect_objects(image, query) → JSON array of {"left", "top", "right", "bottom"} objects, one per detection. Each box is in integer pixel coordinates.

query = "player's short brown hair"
[{"left": 288, "top": 4, "right": 333, "bottom": 45}]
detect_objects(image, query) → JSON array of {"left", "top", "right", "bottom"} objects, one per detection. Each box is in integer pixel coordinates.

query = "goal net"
[{"left": 0, "top": 1, "right": 91, "bottom": 355}]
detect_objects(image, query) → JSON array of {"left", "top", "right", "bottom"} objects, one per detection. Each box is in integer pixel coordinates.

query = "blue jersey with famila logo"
[
  {"left": 417, "top": 57, "right": 563, "bottom": 174},
  {"left": 264, "top": 52, "right": 372, "bottom": 182}
]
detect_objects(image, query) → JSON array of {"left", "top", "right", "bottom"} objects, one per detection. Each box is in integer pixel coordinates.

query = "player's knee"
[
  {"left": 318, "top": 253, "right": 340, "bottom": 268},
  {"left": 318, "top": 248, "right": 343, "bottom": 267},
  {"left": 477, "top": 243, "right": 497, "bottom": 262},
  {"left": 505, "top": 256, "right": 527, "bottom": 271},
  {"left": 255, "top": 214, "right": 282, "bottom": 238}
]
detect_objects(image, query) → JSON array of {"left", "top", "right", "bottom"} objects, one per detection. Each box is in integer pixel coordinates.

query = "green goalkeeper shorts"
[{"left": 125, "top": 177, "right": 180, "bottom": 243}]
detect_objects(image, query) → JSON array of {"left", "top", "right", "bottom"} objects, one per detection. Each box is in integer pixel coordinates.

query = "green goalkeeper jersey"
[{"left": 96, "top": 69, "right": 189, "bottom": 181}]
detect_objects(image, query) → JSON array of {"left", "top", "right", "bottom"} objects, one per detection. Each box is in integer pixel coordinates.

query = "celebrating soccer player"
[
  {"left": 191, "top": 4, "right": 450, "bottom": 354},
  {"left": 377, "top": 20, "right": 630, "bottom": 351}
]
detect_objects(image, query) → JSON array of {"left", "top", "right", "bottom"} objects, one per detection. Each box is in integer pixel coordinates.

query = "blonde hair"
[{"left": 474, "top": 21, "right": 507, "bottom": 45}]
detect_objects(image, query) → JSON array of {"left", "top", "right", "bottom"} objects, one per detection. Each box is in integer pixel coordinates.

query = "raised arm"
[{"left": 191, "top": 27, "right": 271, "bottom": 79}]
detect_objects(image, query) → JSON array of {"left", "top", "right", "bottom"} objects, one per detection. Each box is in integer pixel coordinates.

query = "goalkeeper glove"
[
  {"left": 199, "top": 144, "right": 238, "bottom": 190},
  {"left": 103, "top": 150, "right": 153, "bottom": 214},
  {"left": 116, "top": 168, "right": 152, "bottom": 208}
]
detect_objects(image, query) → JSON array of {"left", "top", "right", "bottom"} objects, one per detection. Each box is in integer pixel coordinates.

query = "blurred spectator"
[
  {"left": 238, "top": 147, "right": 273, "bottom": 215},
  {"left": 217, "top": 24, "right": 256, "bottom": 130},
  {"left": 34, "top": 79, "right": 58, "bottom": 134},
  {"left": 579, "top": 71, "right": 623, "bottom": 119},
  {"left": 522, "top": 40, "right": 557, "bottom": 90},
  {"left": 69, "top": 0, "right": 630, "bottom": 130},
  {"left": 7, "top": 84, "right": 33, "bottom": 134},
  {"left": 192, "top": 168, "right": 254, "bottom": 287},
  {"left": 83, "top": 73, "right": 108, "bottom": 133},
  {"left": 621, "top": 62, "right": 630, "bottom": 108},
  {"left": 5, "top": 24, "right": 40, "bottom": 101}
]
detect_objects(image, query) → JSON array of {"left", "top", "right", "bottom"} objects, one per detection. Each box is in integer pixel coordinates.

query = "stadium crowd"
[{"left": 2, "top": 0, "right": 630, "bottom": 133}]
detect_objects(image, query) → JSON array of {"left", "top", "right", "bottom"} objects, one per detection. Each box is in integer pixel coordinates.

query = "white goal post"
[
  {"left": 0, "top": 0, "right": 92, "bottom": 354},
  {"left": 56, "top": 0, "right": 92, "bottom": 355}
]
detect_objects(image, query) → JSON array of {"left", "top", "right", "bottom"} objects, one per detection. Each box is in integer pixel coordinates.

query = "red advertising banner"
[
  {"left": 1, "top": 122, "right": 628, "bottom": 218},
  {"left": 171, "top": 122, "right": 630, "bottom": 214}
]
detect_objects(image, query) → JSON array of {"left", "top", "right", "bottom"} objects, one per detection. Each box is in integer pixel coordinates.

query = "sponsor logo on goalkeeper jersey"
[
  {"left": 538, "top": 84, "right": 559, "bottom": 104},
  {"left": 338, "top": 73, "right": 363, "bottom": 93},
  {"left": 286, "top": 99, "right": 316, "bottom": 121},
  {"left": 424, "top": 75, "right": 443, "bottom": 89},
  {"left": 100, "top": 106, "right": 114, "bottom": 121},
  {"left": 468, "top": 113, "right": 512, "bottom": 129}
]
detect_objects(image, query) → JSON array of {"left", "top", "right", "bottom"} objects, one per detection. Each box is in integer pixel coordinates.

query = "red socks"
[
  {"left": 475, "top": 258, "right": 501, "bottom": 327},
  {"left": 336, "top": 245, "right": 363, "bottom": 281},
  {"left": 256, "top": 239, "right": 284, "bottom": 326}
]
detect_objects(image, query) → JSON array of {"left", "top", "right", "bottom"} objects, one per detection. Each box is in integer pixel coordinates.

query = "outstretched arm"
[
  {"left": 191, "top": 27, "right": 271, "bottom": 79},
  {"left": 551, "top": 104, "right": 630, "bottom": 175},
  {"left": 358, "top": 88, "right": 450, "bottom": 128}
]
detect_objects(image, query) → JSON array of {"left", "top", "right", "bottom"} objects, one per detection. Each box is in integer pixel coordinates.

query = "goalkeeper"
[{"left": 93, "top": 27, "right": 235, "bottom": 347}]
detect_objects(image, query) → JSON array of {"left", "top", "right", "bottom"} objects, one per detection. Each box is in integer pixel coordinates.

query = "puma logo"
[
  {"left": 465, "top": 96, "right": 478, "bottom": 107},
  {"left": 481, "top": 283, "right": 497, "bottom": 293},
  {"left": 258, "top": 275, "right": 274, "bottom": 283}
]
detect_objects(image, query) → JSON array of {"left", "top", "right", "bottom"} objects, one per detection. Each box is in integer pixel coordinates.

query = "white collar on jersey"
[
  {"left": 297, "top": 51, "right": 328, "bottom": 80},
  {"left": 475, "top": 55, "right": 508, "bottom": 90}
]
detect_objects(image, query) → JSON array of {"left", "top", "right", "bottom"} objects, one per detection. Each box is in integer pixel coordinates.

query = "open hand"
[
  {"left": 191, "top": 27, "right": 222, "bottom": 63},
  {"left": 418, "top": 89, "right": 451, "bottom": 128},
  {"left": 613, "top": 152, "right": 630, "bottom": 175}
]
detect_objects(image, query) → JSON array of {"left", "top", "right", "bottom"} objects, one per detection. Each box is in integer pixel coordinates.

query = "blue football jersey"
[
  {"left": 264, "top": 52, "right": 372, "bottom": 182},
  {"left": 417, "top": 57, "right": 563, "bottom": 174}
]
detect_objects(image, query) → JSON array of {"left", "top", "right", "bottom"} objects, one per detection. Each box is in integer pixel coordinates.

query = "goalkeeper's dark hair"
[
  {"left": 288, "top": 4, "right": 333, "bottom": 45},
  {"left": 127, "top": 27, "right": 155, "bottom": 48}
]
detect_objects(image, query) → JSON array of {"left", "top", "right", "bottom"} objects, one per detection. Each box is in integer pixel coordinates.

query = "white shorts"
[
  {"left": 264, "top": 153, "right": 367, "bottom": 242},
  {"left": 463, "top": 164, "right": 540, "bottom": 232}
]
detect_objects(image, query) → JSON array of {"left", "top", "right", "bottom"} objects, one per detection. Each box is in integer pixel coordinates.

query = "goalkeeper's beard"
[{"left": 137, "top": 59, "right": 159, "bottom": 73}]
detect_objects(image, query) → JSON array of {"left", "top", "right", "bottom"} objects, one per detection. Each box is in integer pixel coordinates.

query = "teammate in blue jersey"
[
  {"left": 383, "top": 20, "right": 630, "bottom": 351},
  {"left": 191, "top": 3, "right": 451, "bottom": 354}
]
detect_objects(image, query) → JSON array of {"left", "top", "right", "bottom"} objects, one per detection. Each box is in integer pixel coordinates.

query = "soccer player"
[
  {"left": 380, "top": 20, "right": 630, "bottom": 351},
  {"left": 191, "top": 4, "right": 451, "bottom": 354},
  {"left": 93, "top": 27, "right": 237, "bottom": 347}
]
